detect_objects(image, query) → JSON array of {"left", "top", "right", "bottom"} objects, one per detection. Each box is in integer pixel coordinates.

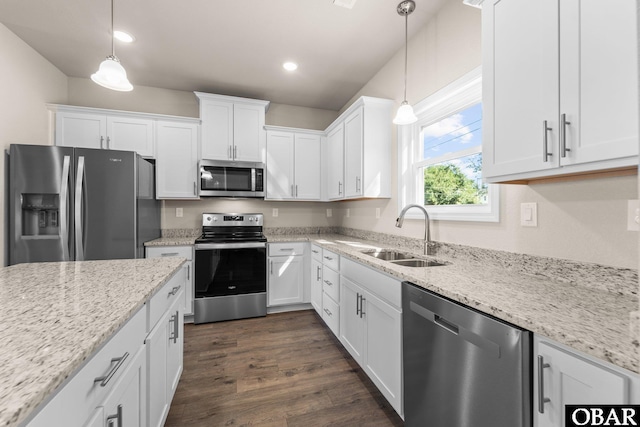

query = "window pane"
[
  {"left": 422, "top": 103, "right": 482, "bottom": 161},
  {"left": 423, "top": 153, "right": 488, "bottom": 206}
]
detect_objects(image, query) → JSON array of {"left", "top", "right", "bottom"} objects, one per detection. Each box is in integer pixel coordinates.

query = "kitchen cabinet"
[
  {"left": 534, "top": 335, "right": 638, "bottom": 427},
  {"left": 50, "top": 105, "right": 155, "bottom": 158},
  {"left": 318, "top": 248, "right": 340, "bottom": 337},
  {"left": 339, "top": 257, "right": 403, "bottom": 416},
  {"left": 310, "top": 245, "right": 323, "bottom": 315},
  {"left": 146, "top": 245, "right": 195, "bottom": 317},
  {"left": 155, "top": 119, "right": 200, "bottom": 199},
  {"left": 265, "top": 127, "right": 323, "bottom": 200},
  {"left": 324, "top": 97, "right": 393, "bottom": 200},
  {"left": 146, "top": 266, "right": 185, "bottom": 427},
  {"left": 267, "top": 243, "right": 307, "bottom": 307},
  {"left": 482, "top": 0, "right": 638, "bottom": 182},
  {"left": 195, "top": 92, "right": 269, "bottom": 162}
]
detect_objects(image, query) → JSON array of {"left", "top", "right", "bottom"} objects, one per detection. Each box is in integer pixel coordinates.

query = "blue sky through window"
[{"left": 422, "top": 103, "right": 483, "bottom": 160}]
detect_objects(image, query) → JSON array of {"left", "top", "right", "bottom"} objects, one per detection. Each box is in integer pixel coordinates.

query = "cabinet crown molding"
[
  {"left": 46, "top": 104, "right": 200, "bottom": 124},
  {"left": 193, "top": 92, "right": 270, "bottom": 112}
]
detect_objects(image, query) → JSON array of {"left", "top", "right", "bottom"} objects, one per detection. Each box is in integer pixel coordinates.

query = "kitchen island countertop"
[
  {"left": 0, "top": 257, "right": 186, "bottom": 427},
  {"left": 267, "top": 233, "right": 639, "bottom": 375}
]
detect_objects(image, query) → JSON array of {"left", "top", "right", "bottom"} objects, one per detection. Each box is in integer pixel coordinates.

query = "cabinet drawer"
[
  {"left": 322, "top": 249, "right": 340, "bottom": 271},
  {"left": 28, "top": 307, "right": 146, "bottom": 427},
  {"left": 322, "top": 266, "right": 340, "bottom": 302},
  {"left": 148, "top": 267, "right": 187, "bottom": 329},
  {"left": 268, "top": 242, "right": 306, "bottom": 256},
  {"left": 146, "top": 246, "right": 193, "bottom": 260},
  {"left": 322, "top": 293, "right": 340, "bottom": 337},
  {"left": 341, "top": 257, "right": 401, "bottom": 309},
  {"left": 310, "top": 244, "right": 323, "bottom": 262}
]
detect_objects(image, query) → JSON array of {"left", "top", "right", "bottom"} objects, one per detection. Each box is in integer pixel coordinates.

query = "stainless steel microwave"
[{"left": 199, "top": 160, "right": 265, "bottom": 198}]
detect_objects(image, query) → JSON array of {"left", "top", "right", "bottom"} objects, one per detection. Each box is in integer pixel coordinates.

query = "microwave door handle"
[
  {"left": 74, "top": 156, "right": 85, "bottom": 261},
  {"left": 251, "top": 168, "right": 256, "bottom": 192},
  {"left": 60, "top": 155, "right": 71, "bottom": 261}
]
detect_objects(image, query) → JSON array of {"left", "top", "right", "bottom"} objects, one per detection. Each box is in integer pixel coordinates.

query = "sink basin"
[
  {"left": 389, "top": 259, "right": 445, "bottom": 267},
  {"left": 361, "top": 250, "right": 414, "bottom": 261}
]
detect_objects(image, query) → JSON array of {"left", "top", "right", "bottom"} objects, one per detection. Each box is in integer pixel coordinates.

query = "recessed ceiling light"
[
  {"left": 333, "top": 0, "right": 357, "bottom": 9},
  {"left": 283, "top": 62, "right": 298, "bottom": 71},
  {"left": 114, "top": 30, "right": 135, "bottom": 43}
]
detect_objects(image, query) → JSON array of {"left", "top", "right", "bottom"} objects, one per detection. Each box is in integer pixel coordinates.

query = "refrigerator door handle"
[
  {"left": 75, "top": 156, "right": 85, "bottom": 261},
  {"left": 60, "top": 155, "right": 71, "bottom": 261}
]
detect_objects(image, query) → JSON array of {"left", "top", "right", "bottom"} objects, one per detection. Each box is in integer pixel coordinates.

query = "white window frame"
[{"left": 397, "top": 66, "right": 499, "bottom": 222}]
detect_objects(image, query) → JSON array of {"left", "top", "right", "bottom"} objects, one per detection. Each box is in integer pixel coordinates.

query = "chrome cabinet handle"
[
  {"left": 169, "top": 310, "right": 179, "bottom": 343},
  {"left": 193, "top": 181, "right": 197, "bottom": 196},
  {"left": 94, "top": 352, "right": 129, "bottom": 387},
  {"left": 295, "top": 185, "right": 298, "bottom": 197},
  {"left": 233, "top": 145, "right": 237, "bottom": 159},
  {"left": 356, "top": 176, "right": 361, "bottom": 193},
  {"left": 100, "top": 136, "right": 105, "bottom": 149},
  {"left": 323, "top": 279, "right": 333, "bottom": 286},
  {"left": 161, "top": 252, "right": 179, "bottom": 257},
  {"left": 168, "top": 285, "right": 181, "bottom": 296},
  {"left": 543, "top": 120, "right": 552, "bottom": 162},
  {"left": 323, "top": 255, "right": 333, "bottom": 261},
  {"left": 279, "top": 248, "right": 295, "bottom": 252},
  {"left": 186, "top": 264, "right": 190, "bottom": 281},
  {"left": 60, "top": 155, "right": 71, "bottom": 261},
  {"left": 338, "top": 181, "right": 343, "bottom": 195},
  {"left": 312, "top": 249, "right": 319, "bottom": 254},
  {"left": 324, "top": 308, "right": 332, "bottom": 317},
  {"left": 74, "top": 156, "right": 86, "bottom": 261},
  {"left": 106, "top": 136, "right": 111, "bottom": 149},
  {"left": 316, "top": 266, "right": 321, "bottom": 281},
  {"left": 560, "top": 113, "right": 571, "bottom": 158},
  {"left": 270, "top": 260, "right": 273, "bottom": 275},
  {"left": 360, "top": 296, "right": 365, "bottom": 318},
  {"left": 537, "top": 355, "right": 551, "bottom": 413},
  {"left": 106, "top": 404, "right": 123, "bottom": 427},
  {"left": 356, "top": 293, "right": 361, "bottom": 316}
]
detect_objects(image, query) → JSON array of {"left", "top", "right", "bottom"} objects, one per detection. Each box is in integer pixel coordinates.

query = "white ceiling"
[{"left": 0, "top": 0, "right": 447, "bottom": 111}]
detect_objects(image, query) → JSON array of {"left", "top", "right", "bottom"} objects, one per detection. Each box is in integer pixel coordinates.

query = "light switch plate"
[
  {"left": 346, "top": 208, "right": 350, "bottom": 218},
  {"left": 375, "top": 208, "right": 380, "bottom": 219},
  {"left": 175, "top": 207, "right": 183, "bottom": 218},
  {"left": 627, "top": 200, "right": 639, "bottom": 231},
  {"left": 326, "top": 209, "right": 332, "bottom": 218},
  {"left": 272, "top": 208, "right": 278, "bottom": 218},
  {"left": 520, "top": 202, "right": 537, "bottom": 227}
]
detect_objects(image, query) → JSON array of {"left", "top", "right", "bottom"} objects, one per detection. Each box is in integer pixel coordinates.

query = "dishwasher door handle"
[{"left": 434, "top": 314, "right": 459, "bottom": 335}]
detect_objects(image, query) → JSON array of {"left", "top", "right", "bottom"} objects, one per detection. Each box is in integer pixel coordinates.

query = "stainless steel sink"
[
  {"left": 361, "top": 250, "right": 415, "bottom": 261},
  {"left": 390, "top": 259, "right": 445, "bottom": 268}
]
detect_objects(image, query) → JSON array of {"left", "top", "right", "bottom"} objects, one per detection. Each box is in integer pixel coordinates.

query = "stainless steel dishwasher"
[{"left": 402, "top": 281, "right": 532, "bottom": 427}]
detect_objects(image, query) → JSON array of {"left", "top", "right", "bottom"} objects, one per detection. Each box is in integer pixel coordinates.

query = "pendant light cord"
[
  {"left": 110, "top": 0, "right": 115, "bottom": 57},
  {"left": 403, "top": 10, "right": 408, "bottom": 102}
]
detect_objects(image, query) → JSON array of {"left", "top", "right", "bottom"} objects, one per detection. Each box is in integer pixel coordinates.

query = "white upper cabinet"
[
  {"left": 265, "top": 127, "right": 322, "bottom": 200},
  {"left": 325, "top": 96, "right": 393, "bottom": 200},
  {"left": 51, "top": 105, "right": 155, "bottom": 157},
  {"left": 195, "top": 92, "right": 269, "bottom": 163},
  {"left": 155, "top": 120, "right": 200, "bottom": 199},
  {"left": 482, "top": 0, "right": 638, "bottom": 182}
]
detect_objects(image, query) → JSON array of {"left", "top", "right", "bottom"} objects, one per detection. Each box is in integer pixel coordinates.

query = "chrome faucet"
[{"left": 396, "top": 204, "right": 434, "bottom": 256}]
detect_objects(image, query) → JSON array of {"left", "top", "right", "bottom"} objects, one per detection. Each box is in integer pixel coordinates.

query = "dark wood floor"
[{"left": 165, "top": 309, "right": 404, "bottom": 427}]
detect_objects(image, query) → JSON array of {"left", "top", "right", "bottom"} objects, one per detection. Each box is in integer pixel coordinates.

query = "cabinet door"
[
  {"left": 55, "top": 111, "right": 106, "bottom": 149},
  {"left": 343, "top": 107, "right": 363, "bottom": 198},
  {"left": 145, "top": 247, "right": 194, "bottom": 316},
  {"left": 166, "top": 293, "right": 184, "bottom": 402},
  {"left": 310, "top": 258, "right": 323, "bottom": 315},
  {"left": 559, "top": 0, "right": 638, "bottom": 166},
  {"left": 482, "top": 0, "right": 559, "bottom": 178},
  {"left": 363, "top": 291, "right": 402, "bottom": 415},
  {"left": 102, "top": 345, "right": 146, "bottom": 427},
  {"left": 200, "top": 99, "right": 233, "bottom": 160},
  {"left": 265, "top": 131, "right": 294, "bottom": 200},
  {"left": 106, "top": 116, "right": 154, "bottom": 157},
  {"left": 233, "top": 103, "right": 265, "bottom": 162},
  {"left": 294, "top": 133, "right": 322, "bottom": 200},
  {"left": 146, "top": 311, "right": 168, "bottom": 427},
  {"left": 156, "top": 121, "right": 199, "bottom": 199},
  {"left": 268, "top": 255, "right": 304, "bottom": 306},
  {"left": 536, "top": 341, "right": 628, "bottom": 427},
  {"left": 339, "top": 277, "right": 365, "bottom": 365},
  {"left": 327, "top": 124, "right": 344, "bottom": 200}
]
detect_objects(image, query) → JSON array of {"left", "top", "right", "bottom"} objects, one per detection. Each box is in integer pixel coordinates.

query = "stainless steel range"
[{"left": 193, "top": 213, "right": 267, "bottom": 324}]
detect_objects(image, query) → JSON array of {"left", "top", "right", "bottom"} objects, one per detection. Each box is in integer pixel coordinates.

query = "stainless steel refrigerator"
[{"left": 9, "top": 144, "right": 161, "bottom": 265}]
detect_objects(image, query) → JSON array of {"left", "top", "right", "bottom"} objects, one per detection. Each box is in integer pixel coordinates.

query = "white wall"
[
  {"left": 0, "top": 23, "right": 68, "bottom": 265},
  {"left": 337, "top": 0, "right": 638, "bottom": 269}
]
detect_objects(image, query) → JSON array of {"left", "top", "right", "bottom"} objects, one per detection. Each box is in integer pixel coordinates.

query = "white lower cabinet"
[
  {"left": 146, "top": 246, "right": 194, "bottom": 317},
  {"left": 267, "top": 242, "right": 307, "bottom": 307},
  {"left": 310, "top": 257, "right": 323, "bottom": 314},
  {"left": 534, "top": 335, "right": 638, "bottom": 427},
  {"left": 339, "top": 258, "right": 402, "bottom": 416}
]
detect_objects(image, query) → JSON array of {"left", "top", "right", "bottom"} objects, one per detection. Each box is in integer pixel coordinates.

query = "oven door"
[{"left": 195, "top": 242, "right": 267, "bottom": 297}]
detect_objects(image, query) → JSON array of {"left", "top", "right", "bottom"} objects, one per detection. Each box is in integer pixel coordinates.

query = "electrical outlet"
[
  {"left": 375, "top": 208, "right": 380, "bottom": 219},
  {"left": 520, "top": 203, "right": 537, "bottom": 227},
  {"left": 346, "top": 208, "right": 350, "bottom": 218},
  {"left": 175, "top": 207, "right": 183, "bottom": 218},
  {"left": 627, "top": 200, "right": 639, "bottom": 231},
  {"left": 326, "top": 209, "right": 332, "bottom": 218},
  {"left": 272, "top": 208, "right": 279, "bottom": 218}
]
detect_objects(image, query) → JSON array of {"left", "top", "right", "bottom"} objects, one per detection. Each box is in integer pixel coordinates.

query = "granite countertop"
[
  {"left": 0, "top": 257, "right": 186, "bottom": 427},
  {"left": 145, "top": 236, "right": 198, "bottom": 247},
  {"left": 267, "top": 233, "right": 639, "bottom": 374}
]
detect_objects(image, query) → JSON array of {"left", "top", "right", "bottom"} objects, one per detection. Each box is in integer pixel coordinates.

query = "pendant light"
[
  {"left": 91, "top": 0, "right": 133, "bottom": 91},
  {"left": 393, "top": 0, "right": 417, "bottom": 125}
]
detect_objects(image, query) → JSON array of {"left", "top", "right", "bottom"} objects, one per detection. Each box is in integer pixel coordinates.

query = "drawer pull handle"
[
  {"left": 279, "top": 248, "right": 295, "bottom": 251},
  {"left": 323, "top": 256, "right": 333, "bottom": 261},
  {"left": 168, "top": 285, "right": 181, "bottom": 296},
  {"left": 316, "top": 266, "right": 321, "bottom": 281},
  {"left": 323, "top": 279, "right": 333, "bottom": 286},
  {"left": 106, "top": 404, "right": 123, "bottom": 427},
  {"left": 161, "top": 252, "right": 179, "bottom": 257},
  {"left": 537, "top": 355, "right": 551, "bottom": 413},
  {"left": 94, "top": 352, "right": 129, "bottom": 387},
  {"left": 324, "top": 308, "right": 332, "bottom": 317}
]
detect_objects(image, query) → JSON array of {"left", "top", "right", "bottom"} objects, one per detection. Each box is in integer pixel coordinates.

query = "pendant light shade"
[
  {"left": 393, "top": 0, "right": 417, "bottom": 125},
  {"left": 92, "top": 0, "right": 133, "bottom": 92}
]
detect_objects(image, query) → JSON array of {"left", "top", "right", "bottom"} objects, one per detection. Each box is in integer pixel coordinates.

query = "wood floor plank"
[{"left": 165, "top": 310, "right": 404, "bottom": 426}]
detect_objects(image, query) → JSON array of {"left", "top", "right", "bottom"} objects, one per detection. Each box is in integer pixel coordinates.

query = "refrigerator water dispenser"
[{"left": 21, "top": 194, "right": 60, "bottom": 236}]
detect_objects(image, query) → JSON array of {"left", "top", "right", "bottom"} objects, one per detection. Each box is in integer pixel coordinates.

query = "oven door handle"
[{"left": 195, "top": 242, "right": 267, "bottom": 250}]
